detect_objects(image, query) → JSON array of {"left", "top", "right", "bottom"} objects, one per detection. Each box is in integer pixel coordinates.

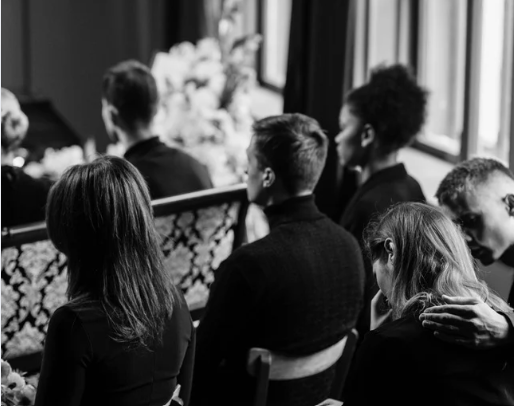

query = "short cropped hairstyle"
[
  {"left": 102, "top": 60, "right": 159, "bottom": 130},
  {"left": 252, "top": 113, "right": 328, "bottom": 194},
  {"left": 436, "top": 158, "right": 514, "bottom": 210},
  {"left": 345, "top": 64, "right": 428, "bottom": 157}
]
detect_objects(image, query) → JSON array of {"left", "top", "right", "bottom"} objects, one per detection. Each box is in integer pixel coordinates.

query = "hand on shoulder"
[{"left": 419, "top": 295, "right": 513, "bottom": 349}]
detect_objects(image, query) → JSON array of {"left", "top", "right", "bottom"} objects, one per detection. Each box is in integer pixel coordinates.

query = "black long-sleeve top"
[
  {"left": 344, "top": 313, "right": 514, "bottom": 406},
  {"left": 124, "top": 136, "right": 213, "bottom": 200},
  {"left": 192, "top": 195, "right": 365, "bottom": 406},
  {"left": 35, "top": 297, "right": 195, "bottom": 406}
]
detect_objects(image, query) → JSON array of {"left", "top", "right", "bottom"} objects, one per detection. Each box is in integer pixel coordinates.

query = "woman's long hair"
[
  {"left": 46, "top": 156, "right": 179, "bottom": 348},
  {"left": 366, "top": 202, "right": 511, "bottom": 319}
]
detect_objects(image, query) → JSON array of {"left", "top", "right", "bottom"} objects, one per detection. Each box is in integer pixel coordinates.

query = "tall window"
[
  {"left": 417, "top": 0, "right": 467, "bottom": 157},
  {"left": 259, "top": 0, "right": 292, "bottom": 90},
  {"left": 476, "top": 0, "right": 512, "bottom": 163}
]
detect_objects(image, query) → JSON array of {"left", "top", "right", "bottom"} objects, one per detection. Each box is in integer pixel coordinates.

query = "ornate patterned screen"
[{"left": 1, "top": 184, "right": 249, "bottom": 361}]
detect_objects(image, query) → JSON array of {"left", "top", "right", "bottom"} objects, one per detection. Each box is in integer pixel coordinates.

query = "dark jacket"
[
  {"left": 124, "top": 137, "right": 213, "bottom": 200},
  {"left": 192, "top": 195, "right": 366, "bottom": 406},
  {"left": 339, "top": 163, "right": 425, "bottom": 336},
  {"left": 1, "top": 165, "right": 53, "bottom": 228},
  {"left": 35, "top": 298, "right": 195, "bottom": 406},
  {"left": 344, "top": 313, "right": 514, "bottom": 406}
]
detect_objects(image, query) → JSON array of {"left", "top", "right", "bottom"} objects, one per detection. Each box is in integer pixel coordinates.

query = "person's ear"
[
  {"left": 109, "top": 106, "right": 120, "bottom": 127},
  {"left": 505, "top": 194, "right": 514, "bottom": 216},
  {"left": 262, "top": 167, "right": 275, "bottom": 188},
  {"left": 360, "top": 124, "right": 375, "bottom": 148},
  {"left": 384, "top": 238, "right": 395, "bottom": 264}
]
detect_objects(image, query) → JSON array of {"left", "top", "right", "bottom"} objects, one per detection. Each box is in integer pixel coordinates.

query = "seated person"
[
  {"left": 420, "top": 157, "right": 514, "bottom": 348},
  {"left": 35, "top": 156, "right": 195, "bottom": 406},
  {"left": 1, "top": 88, "right": 52, "bottom": 227},
  {"left": 336, "top": 64, "right": 428, "bottom": 337},
  {"left": 192, "top": 114, "right": 366, "bottom": 406},
  {"left": 319, "top": 202, "right": 514, "bottom": 406},
  {"left": 101, "top": 60, "right": 213, "bottom": 199}
]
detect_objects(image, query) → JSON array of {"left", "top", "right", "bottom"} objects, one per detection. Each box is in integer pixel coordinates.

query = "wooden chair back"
[{"left": 246, "top": 329, "right": 358, "bottom": 406}]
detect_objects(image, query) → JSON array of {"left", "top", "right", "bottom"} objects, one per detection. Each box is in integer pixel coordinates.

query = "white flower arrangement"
[
  {"left": 151, "top": 0, "right": 261, "bottom": 187},
  {"left": 1, "top": 359, "right": 36, "bottom": 406},
  {"left": 23, "top": 145, "right": 85, "bottom": 181}
]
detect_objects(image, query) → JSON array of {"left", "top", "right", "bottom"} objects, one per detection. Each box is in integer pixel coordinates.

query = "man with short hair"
[
  {"left": 101, "top": 60, "right": 212, "bottom": 199},
  {"left": 192, "top": 114, "right": 365, "bottom": 406},
  {"left": 420, "top": 157, "right": 514, "bottom": 348}
]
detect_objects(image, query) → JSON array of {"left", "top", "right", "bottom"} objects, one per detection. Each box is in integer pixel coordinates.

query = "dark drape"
[
  {"left": 283, "top": 0, "right": 354, "bottom": 220},
  {"left": 165, "top": 0, "right": 208, "bottom": 47}
]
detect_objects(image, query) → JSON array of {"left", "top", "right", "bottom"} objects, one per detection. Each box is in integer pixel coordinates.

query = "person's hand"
[
  {"left": 419, "top": 295, "right": 513, "bottom": 349},
  {"left": 371, "top": 290, "right": 393, "bottom": 330},
  {"left": 315, "top": 399, "right": 343, "bottom": 406}
]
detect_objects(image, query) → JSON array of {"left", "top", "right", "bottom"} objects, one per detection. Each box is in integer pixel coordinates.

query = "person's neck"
[
  {"left": 1, "top": 150, "right": 14, "bottom": 166},
  {"left": 118, "top": 127, "right": 155, "bottom": 150},
  {"left": 360, "top": 152, "right": 399, "bottom": 184},
  {"left": 262, "top": 190, "right": 312, "bottom": 208}
]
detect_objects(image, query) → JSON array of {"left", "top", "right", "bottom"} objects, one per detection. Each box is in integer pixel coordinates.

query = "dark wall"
[{"left": 2, "top": 0, "right": 167, "bottom": 152}]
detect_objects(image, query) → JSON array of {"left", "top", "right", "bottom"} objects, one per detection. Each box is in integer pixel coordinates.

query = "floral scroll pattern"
[
  {"left": 155, "top": 202, "right": 240, "bottom": 308},
  {"left": 1, "top": 242, "right": 67, "bottom": 358},
  {"left": 1, "top": 202, "right": 242, "bottom": 359}
]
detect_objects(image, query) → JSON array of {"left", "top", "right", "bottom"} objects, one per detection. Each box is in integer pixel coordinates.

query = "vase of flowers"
[{"left": 151, "top": 0, "right": 261, "bottom": 187}]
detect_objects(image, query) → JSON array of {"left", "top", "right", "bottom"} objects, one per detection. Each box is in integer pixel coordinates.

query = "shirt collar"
[{"left": 123, "top": 136, "right": 162, "bottom": 160}]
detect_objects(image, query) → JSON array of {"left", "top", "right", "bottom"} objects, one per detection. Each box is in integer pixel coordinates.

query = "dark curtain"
[
  {"left": 165, "top": 0, "right": 208, "bottom": 47},
  {"left": 283, "top": 0, "right": 355, "bottom": 220}
]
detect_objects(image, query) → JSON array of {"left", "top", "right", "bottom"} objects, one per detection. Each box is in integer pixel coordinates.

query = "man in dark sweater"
[
  {"left": 101, "top": 60, "right": 213, "bottom": 199},
  {"left": 192, "top": 114, "right": 365, "bottom": 406}
]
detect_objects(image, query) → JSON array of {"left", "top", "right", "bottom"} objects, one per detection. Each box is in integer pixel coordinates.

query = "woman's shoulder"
[{"left": 366, "top": 315, "right": 426, "bottom": 347}]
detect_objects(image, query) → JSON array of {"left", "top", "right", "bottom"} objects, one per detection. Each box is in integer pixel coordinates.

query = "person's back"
[
  {"left": 101, "top": 60, "right": 213, "bottom": 200},
  {"left": 124, "top": 136, "right": 212, "bottom": 199},
  {"left": 35, "top": 156, "right": 195, "bottom": 406},
  {"left": 37, "top": 300, "right": 194, "bottom": 406},
  {"left": 192, "top": 114, "right": 365, "bottom": 406},
  {"left": 345, "top": 313, "right": 514, "bottom": 406}
]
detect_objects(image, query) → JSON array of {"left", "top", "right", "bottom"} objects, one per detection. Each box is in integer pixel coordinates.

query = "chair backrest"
[
  {"left": 1, "top": 184, "right": 249, "bottom": 369},
  {"left": 246, "top": 329, "right": 358, "bottom": 406}
]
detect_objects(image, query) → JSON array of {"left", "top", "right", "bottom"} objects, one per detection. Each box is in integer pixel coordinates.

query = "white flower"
[
  {"left": 196, "top": 38, "right": 222, "bottom": 61},
  {"left": 7, "top": 372, "right": 25, "bottom": 389}
]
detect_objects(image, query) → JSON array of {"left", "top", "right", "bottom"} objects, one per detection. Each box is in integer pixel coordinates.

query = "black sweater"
[{"left": 192, "top": 195, "right": 365, "bottom": 406}]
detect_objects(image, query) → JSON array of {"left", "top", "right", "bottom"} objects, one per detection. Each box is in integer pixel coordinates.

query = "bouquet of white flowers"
[
  {"left": 1, "top": 359, "right": 36, "bottom": 406},
  {"left": 151, "top": 0, "right": 261, "bottom": 187}
]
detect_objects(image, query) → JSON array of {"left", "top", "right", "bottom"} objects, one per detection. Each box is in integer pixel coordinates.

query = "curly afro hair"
[{"left": 345, "top": 64, "right": 428, "bottom": 157}]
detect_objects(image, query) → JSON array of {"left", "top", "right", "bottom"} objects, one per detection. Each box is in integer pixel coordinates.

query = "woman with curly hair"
[
  {"left": 336, "top": 64, "right": 428, "bottom": 336},
  {"left": 319, "top": 202, "right": 514, "bottom": 406},
  {"left": 35, "top": 156, "right": 195, "bottom": 406}
]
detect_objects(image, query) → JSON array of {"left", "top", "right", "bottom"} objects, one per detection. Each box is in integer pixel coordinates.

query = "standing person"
[
  {"left": 1, "top": 88, "right": 52, "bottom": 227},
  {"left": 101, "top": 60, "right": 213, "bottom": 200},
  {"left": 319, "top": 203, "right": 514, "bottom": 406},
  {"left": 35, "top": 156, "right": 195, "bottom": 406},
  {"left": 420, "top": 157, "right": 514, "bottom": 348},
  {"left": 191, "top": 114, "right": 365, "bottom": 406},
  {"left": 335, "top": 64, "right": 428, "bottom": 336}
]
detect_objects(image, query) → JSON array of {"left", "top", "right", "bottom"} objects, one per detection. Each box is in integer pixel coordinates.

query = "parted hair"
[
  {"left": 365, "top": 202, "right": 511, "bottom": 319},
  {"left": 345, "top": 64, "right": 428, "bottom": 157},
  {"left": 46, "top": 156, "right": 179, "bottom": 348},
  {"left": 102, "top": 60, "right": 159, "bottom": 130},
  {"left": 251, "top": 113, "right": 328, "bottom": 194},
  {"left": 436, "top": 157, "right": 514, "bottom": 211}
]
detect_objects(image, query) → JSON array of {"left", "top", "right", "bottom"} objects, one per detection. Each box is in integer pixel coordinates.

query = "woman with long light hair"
[
  {"left": 320, "top": 202, "right": 513, "bottom": 406},
  {"left": 35, "top": 156, "right": 195, "bottom": 406}
]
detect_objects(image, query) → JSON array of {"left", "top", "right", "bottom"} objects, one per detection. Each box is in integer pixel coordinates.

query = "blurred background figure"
[
  {"left": 101, "top": 60, "right": 213, "bottom": 199},
  {"left": 1, "top": 88, "right": 52, "bottom": 228}
]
